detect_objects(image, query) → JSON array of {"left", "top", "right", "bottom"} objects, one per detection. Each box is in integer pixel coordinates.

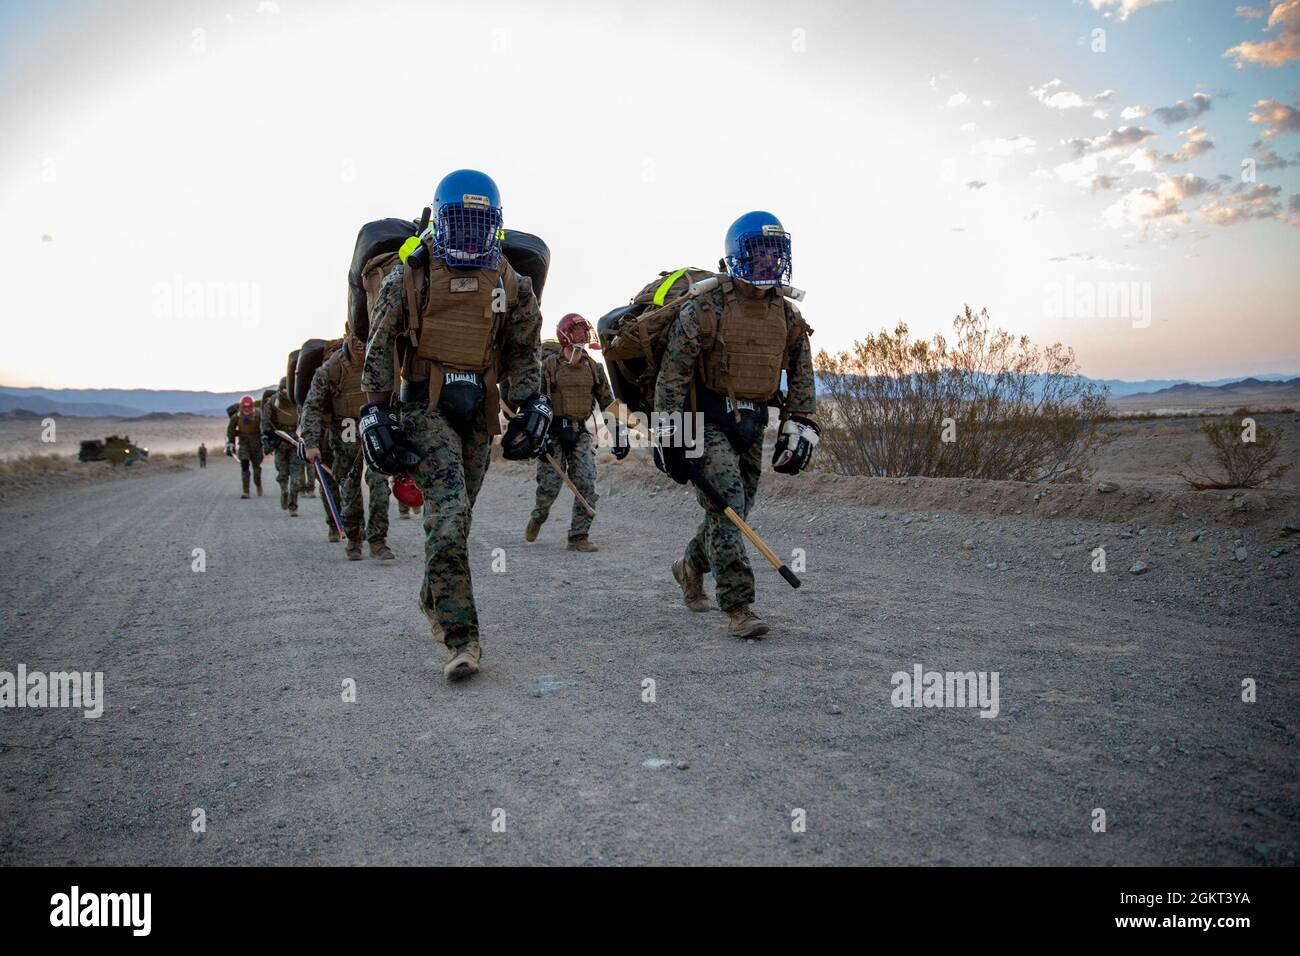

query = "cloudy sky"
[{"left": 1, "top": 0, "right": 1297, "bottom": 391}]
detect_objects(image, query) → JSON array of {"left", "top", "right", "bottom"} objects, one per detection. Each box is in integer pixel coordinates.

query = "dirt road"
[{"left": 0, "top": 457, "right": 1296, "bottom": 865}]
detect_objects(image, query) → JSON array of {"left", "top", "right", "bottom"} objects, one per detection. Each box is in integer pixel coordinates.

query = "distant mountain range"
[
  {"left": 0, "top": 385, "right": 276, "bottom": 418},
  {"left": 1, "top": 374, "right": 1297, "bottom": 418},
  {"left": 1113, "top": 376, "right": 1300, "bottom": 403},
  {"left": 1090, "top": 374, "right": 1299, "bottom": 398}
]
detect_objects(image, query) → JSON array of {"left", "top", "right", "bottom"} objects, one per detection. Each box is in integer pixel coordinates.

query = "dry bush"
[
  {"left": 1178, "top": 418, "right": 1291, "bottom": 490},
  {"left": 0, "top": 454, "right": 76, "bottom": 474},
  {"left": 814, "top": 306, "right": 1109, "bottom": 481}
]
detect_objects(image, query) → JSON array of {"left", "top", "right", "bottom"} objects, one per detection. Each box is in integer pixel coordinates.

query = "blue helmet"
[
  {"left": 724, "top": 211, "right": 791, "bottom": 287},
  {"left": 431, "top": 169, "right": 504, "bottom": 269}
]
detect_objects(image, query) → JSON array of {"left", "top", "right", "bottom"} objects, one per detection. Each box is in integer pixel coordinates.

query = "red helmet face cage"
[
  {"left": 557, "top": 313, "right": 597, "bottom": 350},
  {"left": 239, "top": 396, "right": 255, "bottom": 411},
  {"left": 391, "top": 474, "right": 423, "bottom": 509}
]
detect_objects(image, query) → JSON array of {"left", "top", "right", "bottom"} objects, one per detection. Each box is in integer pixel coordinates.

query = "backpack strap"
[{"left": 652, "top": 268, "right": 690, "bottom": 307}]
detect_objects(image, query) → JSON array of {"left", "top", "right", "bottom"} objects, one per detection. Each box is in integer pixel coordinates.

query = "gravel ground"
[{"left": 0, "top": 457, "right": 1296, "bottom": 865}]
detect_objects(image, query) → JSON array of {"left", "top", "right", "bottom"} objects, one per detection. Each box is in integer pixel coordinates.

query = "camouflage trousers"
[
  {"left": 531, "top": 432, "right": 598, "bottom": 539},
  {"left": 399, "top": 401, "right": 491, "bottom": 651},
  {"left": 272, "top": 443, "right": 303, "bottom": 508},
  {"left": 684, "top": 424, "right": 763, "bottom": 613},
  {"left": 237, "top": 442, "right": 263, "bottom": 494},
  {"left": 329, "top": 430, "right": 391, "bottom": 543}
]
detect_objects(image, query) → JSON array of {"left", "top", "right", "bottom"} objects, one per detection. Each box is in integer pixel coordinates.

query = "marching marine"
[
  {"left": 225, "top": 394, "right": 264, "bottom": 499},
  {"left": 298, "top": 328, "right": 397, "bottom": 560},
  {"left": 525, "top": 313, "right": 625, "bottom": 550},
  {"left": 652, "top": 212, "right": 820, "bottom": 638},
  {"left": 358, "top": 169, "right": 551, "bottom": 682},
  {"left": 261, "top": 377, "right": 304, "bottom": 515}
]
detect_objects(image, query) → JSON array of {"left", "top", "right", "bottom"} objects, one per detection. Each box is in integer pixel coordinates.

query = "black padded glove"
[
  {"left": 651, "top": 419, "right": 691, "bottom": 484},
  {"left": 359, "top": 402, "right": 422, "bottom": 476},
  {"left": 611, "top": 422, "right": 630, "bottom": 461},
  {"left": 501, "top": 393, "right": 553, "bottom": 461},
  {"left": 772, "top": 414, "right": 820, "bottom": 475}
]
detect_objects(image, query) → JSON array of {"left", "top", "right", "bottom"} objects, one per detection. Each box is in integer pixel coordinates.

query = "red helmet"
[
  {"left": 557, "top": 313, "right": 598, "bottom": 350},
  {"left": 391, "top": 474, "right": 423, "bottom": 509},
  {"left": 239, "top": 395, "right": 255, "bottom": 412}
]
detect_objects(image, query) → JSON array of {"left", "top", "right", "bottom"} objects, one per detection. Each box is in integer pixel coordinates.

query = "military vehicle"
[{"left": 78, "top": 435, "right": 149, "bottom": 466}]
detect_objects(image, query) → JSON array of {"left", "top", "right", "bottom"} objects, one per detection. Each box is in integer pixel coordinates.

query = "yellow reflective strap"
[
  {"left": 398, "top": 236, "right": 421, "bottom": 263},
  {"left": 653, "top": 268, "right": 689, "bottom": 307}
]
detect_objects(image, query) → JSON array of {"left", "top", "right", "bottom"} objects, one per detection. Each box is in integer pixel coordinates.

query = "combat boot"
[
  {"left": 280, "top": 488, "right": 288, "bottom": 510},
  {"left": 369, "top": 540, "right": 396, "bottom": 560},
  {"left": 726, "top": 605, "right": 770, "bottom": 638},
  {"left": 328, "top": 527, "right": 340, "bottom": 543},
  {"left": 672, "top": 559, "right": 712, "bottom": 612},
  {"left": 346, "top": 538, "right": 363, "bottom": 561},
  {"left": 443, "top": 641, "right": 481, "bottom": 681},
  {"left": 525, "top": 517, "right": 543, "bottom": 542},
  {"left": 566, "top": 537, "right": 598, "bottom": 552},
  {"left": 240, "top": 492, "right": 250, "bottom": 500},
  {"left": 255, "top": 482, "right": 263, "bottom": 497}
]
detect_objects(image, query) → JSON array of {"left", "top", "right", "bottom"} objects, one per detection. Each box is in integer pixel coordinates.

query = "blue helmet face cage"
[
  {"left": 433, "top": 201, "right": 504, "bottom": 269},
  {"left": 728, "top": 230, "right": 792, "bottom": 286}
]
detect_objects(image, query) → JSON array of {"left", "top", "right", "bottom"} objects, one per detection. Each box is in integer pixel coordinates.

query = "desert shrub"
[
  {"left": 814, "top": 306, "right": 1109, "bottom": 481},
  {"left": 1178, "top": 418, "right": 1291, "bottom": 490},
  {"left": 0, "top": 454, "right": 76, "bottom": 474}
]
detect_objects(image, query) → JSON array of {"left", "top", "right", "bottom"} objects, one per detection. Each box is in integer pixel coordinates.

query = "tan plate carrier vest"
[
  {"left": 546, "top": 351, "right": 598, "bottom": 420},
  {"left": 696, "top": 277, "right": 807, "bottom": 411},
  {"left": 328, "top": 351, "right": 369, "bottom": 422},
  {"left": 271, "top": 394, "right": 299, "bottom": 430},
  {"left": 401, "top": 250, "right": 517, "bottom": 435},
  {"left": 236, "top": 410, "right": 261, "bottom": 442}
]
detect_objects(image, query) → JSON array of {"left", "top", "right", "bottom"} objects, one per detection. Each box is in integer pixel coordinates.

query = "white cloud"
[
  {"left": 1152, "top": 91, "right": 1213, "bottom": 124},
  {"left": 1120, "top": 147, "right": 1161, "bottom": 172},
  {"left": 1068, "top": 126, "right": 1157, "bottom": 156},
  {"left": 947, "top": 92, "right": 969, "bottom": 107},
  {"left": 1084, "top": 0, "right": 1173, "bottom": 21},
  {"left": 973, "top": 135, "right": 1036, "bottom": 157},
  {"left": 1164, "top": 125, "right": 1215, "bottom": 163},
  {"left": 1029, "top": 79, "right": 1113, "bottom": 111},
  {"left": 1053, "top": 154, "right": 1099, "bottom": 186},
  {"left": 1201, "top": 183, "right": 1286, "bottom": 226},
  {"left": 1047, "top": 251, "right": 1138, "bottom": 271},
  {"left": 1225, "top": 0, "right": 1300, "bottom": 68},
  {"left": 1103, "top": 173, "right": 1216, "bottom": 234},
  {"left": 1248, "top": 96, "right": 1300, "bottom": 138}
]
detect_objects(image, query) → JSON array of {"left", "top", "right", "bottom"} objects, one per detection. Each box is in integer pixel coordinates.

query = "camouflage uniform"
[
  {"left": 654, "top": 286, "right": 816, "bottom": 612},
  {"left": 531, "top": 353, "right": 614, "bottom": 541},
  {"left": 226, "top": 409, "right": 264, "bottom": 495},
  {"left": 362, "top": 259, "right": 542, "bottom": 651},
  {"left": 260, "top": 388, "right": 304, "bottom": 510},
  {"left": 299, "top": 349, "right": 392, "bottom": 544}
]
